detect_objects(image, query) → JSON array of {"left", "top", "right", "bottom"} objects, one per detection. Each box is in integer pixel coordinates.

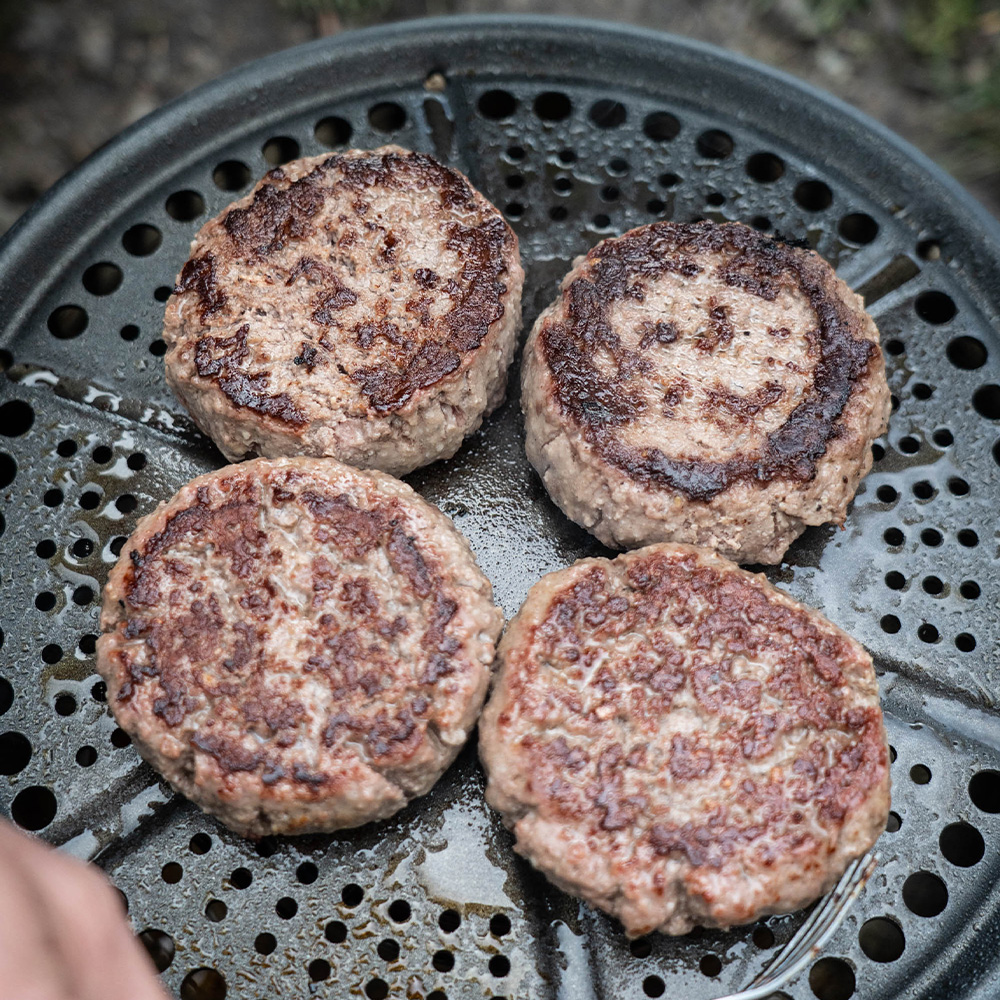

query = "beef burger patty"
[
  {"left": 522, "top": 221, "right": 890, "bottom": 564},
  {"left": 479, "top": 543, "right": 890, "bottom": 936},
  {"left": 164, "top": 146, "right": 523, "bottom": 475},
  {"left": 97, "top": 457, "right": 502, "bottom": 837}
]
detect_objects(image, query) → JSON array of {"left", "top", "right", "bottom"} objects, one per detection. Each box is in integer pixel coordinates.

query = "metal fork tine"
[{"left": 709, "top": 852, "right": 879, "bottom": 1000}]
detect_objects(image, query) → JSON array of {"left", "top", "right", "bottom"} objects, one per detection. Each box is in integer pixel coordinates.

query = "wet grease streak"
[{"left": 539, "top": 222, "right": 878, "bottom": 500}]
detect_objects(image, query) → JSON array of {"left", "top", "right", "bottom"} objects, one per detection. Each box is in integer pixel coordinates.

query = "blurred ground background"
[{"left": 0, "top": 0, "right": 998, "bottom": 234}]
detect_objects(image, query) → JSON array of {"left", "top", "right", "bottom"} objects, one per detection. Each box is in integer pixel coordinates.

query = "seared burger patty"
[
  {"left": 97, "top": 457, "right": 503, "bottom": 837},
  {"left": 522, "top": 221, "right": 890, "bottom": 564},
  {"left": 479, "top": 543, "right": 890, "bottom": 936},
  {"left": 164, "top": 146, "right": 523, "bottom": 476}
]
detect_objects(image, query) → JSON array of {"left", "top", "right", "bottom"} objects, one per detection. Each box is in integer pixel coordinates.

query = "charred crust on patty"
[
  {"left": 164, "top": 147, "right": 523, "bottom": 474},
  {"left": 538, "top": 221, "right": 880, "bottom": 502},
  {"left": 479, "top": 543, "right": 890, "bottom": 935},
  {"left": 97, "top": 457, "right": 502, "bottom": 836}
]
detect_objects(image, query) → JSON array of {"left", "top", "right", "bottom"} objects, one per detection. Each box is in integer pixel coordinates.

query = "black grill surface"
[{"left": 1, "top": 15, "right": 999, "bottom": 1000}]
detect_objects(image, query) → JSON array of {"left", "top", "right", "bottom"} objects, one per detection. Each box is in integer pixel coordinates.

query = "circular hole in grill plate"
[
  {"left": 630, "top": 937, "right": 652, "bottom": 958},
  {"left": 120, "top": 323, "right": 139, "bottom": 341},
  {"left": 121, "top": 223, "right": 163, "bottom": 257},
  {"left": 139, "top": 928, "right": 175, "bottom": 972},
  {"left": 940, "top": 822, "right": 985, "bottom": 866},
  {"left": 377, "top": 938, "right": 400, "bottom": 961},
  {"left": 478, "top": 89, "right": 517, "bottom": 120},
  {"left": 910, "top": 764, "right": 932, "bottom": 784},
  {"left": 54, "top": 693, "right": 76, "bottom": 716},
  {"left": 276, "top": 896, "right": 298, "bottom": 919},
  {"left": 439, "top": 909, "right": 461, "bottom": 933},
  {"left": 212, "top": 160, "right": 252, "bottom": 190},
  {"left": 589, "top": 98, "right": 627, "bottom": 127},
  {"left": 325, "top": 920, "right": 347, "bottom": 943},
  {"left": 753, "top": 925, "right": 775, "bottom": 948},
  {"left": 700, "top": 954, "right": 722, "bottom": 977},
  {"left": 180, "top": 967, "right": 227, "bottom": 1000},
  {"left": 314, "top": 117, "right": 352, "bottom": 148},
  {"left": 490, "top": 913, "right": 511, "bottom": 936},
  {"left": 0, "top": 679, "right": 12, "bottom": 716},
  {"left": 47, "top": 305, "right": 88, "bottom": 339},
  {"left": 973, "top": 384, "right": 1000, "bottom": 419},
  {"left": 365, "top": 979, "right": 389, "bottom": 1000},
  {"left": 746, "top": 151, "right": 784, "bottom": 181},
  {"left": 490, "top": 954, "right": 511, "bottom": 977},
  {"left": 696, "top": 129, "right": 733, "bottom": 158},
  {"left": 960, "top": 580, "right": 981, "bottom": 599},
  {"left": 262, "top": 136, "right": 300, "bottom": 164},
  {"left": 920, "top": 528, "right": 942, "bottom": 546},
  {"left": 794, "top": 179, "right": 833, "bottom": 210},
  {"left": 534, "top": 91, "right": 572, "bottom": 121},
  {"left": 11, "top": 786, "right": 57, "bottom": 830},
  {"left": 387, "top": 899, "right": 411, "bottom": 923},
  {"left": 915, "top": 290, "right": 957, "bottom": 324},
  {"left": 82, "top": 262, "right": 123, "bottom": 296},
  {"left": 918, "top": 623, "right": 940, "bottom": 643},
  {"left": 255, "top": 933, "right": 277, "bottom": 955},
  {"left": 110, "top": 726, "right": 130, "bottom": 747},
  {"left": 161, "top": 862, "right": 182, "bottom": 884},
  {"left": 165, "top": 190, "right": 205, "bottom": 221},
  {"left": 229, "top": 867, "right": 252, "bottom": 889},
  {"left": 296, "top": 861, "right": 318, "bottom": 884},
  {"left": 41, "top": 641, "right": 62, "bottom": 661},
  {"left": 189, "top": 832, "right": 212, "bottom": 854},
  {"left": 955, "top": 633, "right": 976, "bottom": 652},
  {"left": 432, "top": 949, "right": 454, "bottom": 972},
  {"left": 0, "top": 731, "right": 32, "bottom": 774},
  {"left": 838, "top": 212, "right": 878, "bottom": 244},
  {"left": 859, "top": 918, "right": 905, "bottom": 962},
  {"left": 970, "top": 770, "right": 1000, "bottom": 812},
  {"left": 947, "top": 336, "right": 987, "bottom": 369},
  {"left": 76, "top": 745, "right": 97, "bottom": 766},
  {"left": 0, "top": 402, "right": 33, "bottom": 437},
  {"left": 809, "top": 957, "right": 855, "bottom": 999},
  {"left": 887, "top": 812, "right": 902, "bottom": 832},
  {"left": 205, "top": 899, "right": 227, "bottom": 922},
  {"left": 643, "top": 975, "right": 666, "bottom": 997},
  {"left": 308, "top": 958, "right": 331, "bottom": 982},
  {"left": 341, "top": 883, "right": 363, "bottom": 907},
  {"left": 903, "top": 872, "right": 948, "bottom": 917},
  {"left": 0, "top": 452, "right": 14, "bottom": 488},
  {"left": 643, "top": 111, "right": 680, "bottom": 141},
  {"left": 368, "top": 102, "right": 406, "bottom": 132}
]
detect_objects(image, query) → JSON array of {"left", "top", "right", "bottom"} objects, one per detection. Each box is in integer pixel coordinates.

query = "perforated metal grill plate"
[{"left": 1, "top": 15, "right": 999, "bottom": 1000}]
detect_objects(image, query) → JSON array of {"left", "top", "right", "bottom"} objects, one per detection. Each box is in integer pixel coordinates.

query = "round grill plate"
[{"left": 1, "top": 15, "right": 999, "bottom": 1000}]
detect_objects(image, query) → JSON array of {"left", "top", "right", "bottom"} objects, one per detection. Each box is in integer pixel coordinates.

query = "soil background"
[{"left": 0, "top": 0, "right": 998, "bottom": 235}]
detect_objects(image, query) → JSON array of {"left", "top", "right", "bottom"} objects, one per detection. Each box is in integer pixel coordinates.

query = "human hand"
[{"left": 0, "top": 819, "right": 170, "bottom": 1000}]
